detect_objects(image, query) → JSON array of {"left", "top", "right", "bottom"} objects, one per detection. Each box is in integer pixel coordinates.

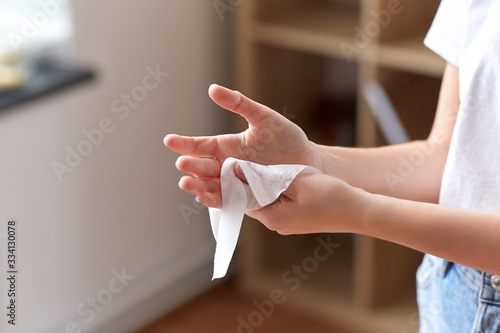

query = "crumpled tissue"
[{"left": 209, "top": 157, "right": 318, "bottom": 279}]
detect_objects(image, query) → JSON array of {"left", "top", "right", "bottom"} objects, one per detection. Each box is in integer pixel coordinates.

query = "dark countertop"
[{"left": 0, "top": 63, "right": 95, "bottom": 112}]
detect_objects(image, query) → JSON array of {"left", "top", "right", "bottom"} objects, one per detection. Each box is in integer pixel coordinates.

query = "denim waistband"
[
  {"left": 424, "top": 254, "right": 500, "bottom": 305},
  {"left": 451, "top": 260, "right": 500, "bottom": 305},
  {"left": 480, "top": 272, "right": 500, "bottom": 305}
]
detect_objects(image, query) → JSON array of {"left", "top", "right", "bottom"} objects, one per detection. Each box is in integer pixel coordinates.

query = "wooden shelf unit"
[
  {"left": 234, "top": 1, "right": 445, "bottom": 332},
  {"left": 253, "top": 2, "right": 360, "bottom": 59}
]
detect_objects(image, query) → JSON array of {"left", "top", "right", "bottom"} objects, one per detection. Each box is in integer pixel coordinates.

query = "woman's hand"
[
  {"left": 247, "top": 173, "right": 369, "bottom": 235},
  {"left": 164, "top": 84, "right": 322, "bottom": 208}
]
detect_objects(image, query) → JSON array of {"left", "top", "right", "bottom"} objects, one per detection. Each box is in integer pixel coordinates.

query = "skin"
[{"left": 165, "top": 63, "right": 500, "bottom": 275}]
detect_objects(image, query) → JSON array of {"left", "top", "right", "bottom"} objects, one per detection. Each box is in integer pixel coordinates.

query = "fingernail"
[
  {"left": 164, "top": 134, "right": 174, "bottom": 145},
  {"left": 208, "top": 84, "right": 218, "bottom": 94}
]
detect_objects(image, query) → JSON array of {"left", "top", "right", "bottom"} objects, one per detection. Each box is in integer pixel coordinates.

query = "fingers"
[
  {"left": 164, "top": 133, "right": 221, "bottom": 157},
  {"left": 176, "top": 156, "right": 220, "bottom": 178},
  {"left": 196, "top": 192, "right": 222, "bottom": 209},
  {"left": 246, "top": 196, "right": 290, "bottom": 234},
  {"left": 175, "top": 160, "right": 249, "bottom": 209},
  {"left": 233, "top": 163, "right": 248, "bottom": 183},
  {"left": 208, "top": 84, "right": 270, "bottom": 125},
  {"left": 179, "top": 176, "right": 222, "bottom": 209},
  {"left": 179, "top": 175, "right": 221, "bottom": 194}
]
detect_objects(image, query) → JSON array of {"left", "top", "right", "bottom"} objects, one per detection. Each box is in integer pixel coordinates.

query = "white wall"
[{"left": 0, "top": 1, "right": 232, "bottom": 332}]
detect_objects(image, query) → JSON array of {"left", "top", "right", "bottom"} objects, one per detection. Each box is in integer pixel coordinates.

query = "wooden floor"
[{"left": 136, "top": 279, "right": 355, "bottom": 333}]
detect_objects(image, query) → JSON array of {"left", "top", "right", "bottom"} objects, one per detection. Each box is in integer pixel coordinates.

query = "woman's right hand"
[{"left": 164, "top": 84, "right": 322, "bottom": 208}]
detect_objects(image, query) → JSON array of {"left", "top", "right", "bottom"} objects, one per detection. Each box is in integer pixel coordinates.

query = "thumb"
[
  {"left": 234, "top": 163, "right": 248, "bottom": 184},
  {"left": 208, "top": 84, "right": 269, "bottom": 125}
]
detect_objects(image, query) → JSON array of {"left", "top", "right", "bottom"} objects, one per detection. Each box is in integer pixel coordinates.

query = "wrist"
[
  {"left": 357, "top": 191, "right": 396, "bottom": 238},
  {"left": 310, "top": 142, "right": 337, "bottom": 176},
  {"left": 349, "top": 187, "right": 375, "bottom": 235},
  {"left": 320, "top": 176, "right": 374, "bottom": 234}
]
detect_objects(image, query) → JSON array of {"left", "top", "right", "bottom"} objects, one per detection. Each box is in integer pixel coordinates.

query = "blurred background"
[
  {"left": 0, "top": 1, "right": 232, "bottom": 332},
  {"left": 0, "top": 1, "right": 444, "bottom": 332}
]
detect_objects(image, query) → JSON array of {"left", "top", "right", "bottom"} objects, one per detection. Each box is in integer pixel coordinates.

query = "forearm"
[
  {"left": 314, "top": 63, "right": 459, "bottom": 203},
  {"left": 315, "top": 135, "right": 448, "bottom": 203},
  {"left": 360, "top": 193, "right": 500, "bottom": 275}
]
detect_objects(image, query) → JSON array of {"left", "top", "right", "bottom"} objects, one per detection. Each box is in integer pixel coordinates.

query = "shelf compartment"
[
  {"left": 376, "top": 0, "right": 440, "bottom": 43},
  {"left": 381, "top": 69, "right": 442, "bottom": 141},
  {"left": 354, "top": 236, "right": 424, "bottom": 307},
  {"left": 360, "top": 68, "right": 442, "bottom": 147},
  {"left": 251, "top": 2, "right": 360, "bottom": 60},
  {"left": 247, "top": 44, "right": 359, "bottom": 148},
  {"left": 369, "top": 0, "right": 443, "bottom": 76},
  {"left": 239, "top": 222, "right": 356, "bottom": 311},
  {"left": 239, "top": 222, "right": 420, "bottom": 333},
  {"left": 241, "top": 272, "right": 419, "bottom": 333}
]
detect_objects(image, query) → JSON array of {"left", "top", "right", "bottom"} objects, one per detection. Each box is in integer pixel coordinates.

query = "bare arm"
[
  {"left": 362, "top": 192, "right": 500, "bottom": 274},
  {"left": 249, "top": 169, "right": 500, "bottom": 275},
  {"left": 315, "top": 63, "right": 460, "bottom": 203}
]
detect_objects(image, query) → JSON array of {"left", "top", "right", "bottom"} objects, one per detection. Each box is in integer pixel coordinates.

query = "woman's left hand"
[{"left": 246, "top": 173, "right": 370, "bottom": 235}]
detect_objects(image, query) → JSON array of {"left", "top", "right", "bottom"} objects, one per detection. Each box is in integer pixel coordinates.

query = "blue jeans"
[{"left": 417, "top": 254, "right": 500, "bottom": 332}]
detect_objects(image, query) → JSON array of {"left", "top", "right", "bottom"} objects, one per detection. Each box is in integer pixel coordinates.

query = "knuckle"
[{"left": 263, "top": 219, "right": 283, "bottom": 233}]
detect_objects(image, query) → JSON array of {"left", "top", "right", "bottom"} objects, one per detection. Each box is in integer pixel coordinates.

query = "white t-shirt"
[{"left": 425, "top": 0, "right": 500, "bottom": 213}]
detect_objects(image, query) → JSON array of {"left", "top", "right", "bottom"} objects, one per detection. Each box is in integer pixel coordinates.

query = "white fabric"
[
  {"left": 208, "top": 157, "right": 318, "bottom": 279},
  {"left": 425, "top": 0, "right": 500, "bottom": 213}
]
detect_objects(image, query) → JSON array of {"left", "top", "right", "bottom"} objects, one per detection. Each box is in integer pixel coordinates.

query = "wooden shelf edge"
[
  {"left": 248, "top": 26, "right": 445, "bottom": 78},
  {"left": 251, "top": 23, "right": 356, "bottom": 61},
  {"left": 248, "top": 2, "right": 360, "bottom": 61},
  {"left": 373, "top": 43, "right": 445, "bottom": 77}
]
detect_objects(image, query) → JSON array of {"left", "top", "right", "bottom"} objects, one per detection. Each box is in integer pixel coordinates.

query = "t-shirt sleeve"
[{"left": 424, "top": 0, "right": 466, "bottom": 67}]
